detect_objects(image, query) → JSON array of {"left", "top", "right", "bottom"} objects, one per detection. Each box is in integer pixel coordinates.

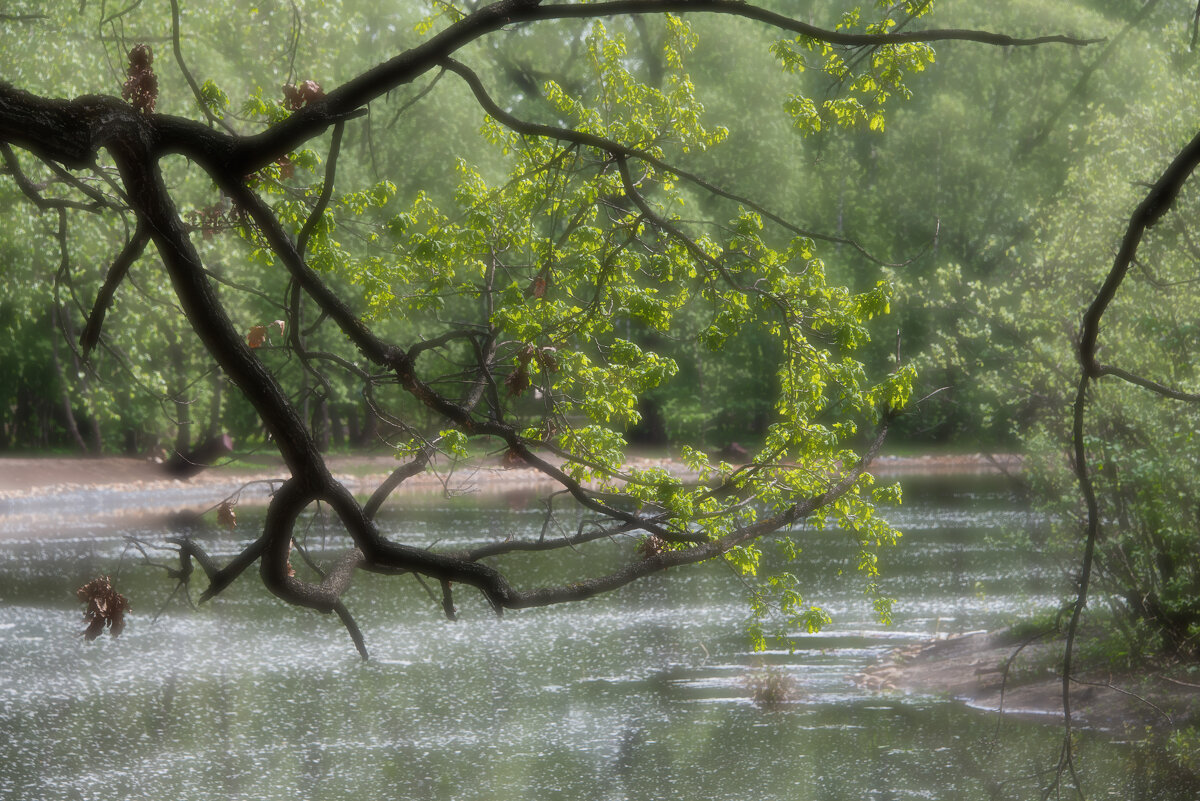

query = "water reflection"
[{"left": 0, "top": 477, "right": 1195, "bottom": 800}]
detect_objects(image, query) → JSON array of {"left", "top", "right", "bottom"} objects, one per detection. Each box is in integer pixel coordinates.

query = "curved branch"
[
  {"left": 442, "top": 57, "right": 918, "bottom": 267},
  {"left": 81, "top": 220, "right": 150, "bottom": 359},
  {"left": 0, "top": 142, "right": 104, "bottom": 212},
  {"left": 1078, "top": 127, "right": 1200, "bottom": 376},
  {"left": 296, "top": 121, "right": 344, "bottom": 257},
  {"left": 152, "top": 0, "right": 1097, "bottom": 176},
  {"left": 333, "top": 602, "right": 369, "bottom": 659},
  {"left": 494, "top": 414, "right": 889, "bottom": 609},
  {"left": 363, "top": 447, "right": 434, "bottom": 519},
  {"left": 1060, "top": 125, "right": 1200, "bottom": 800}
]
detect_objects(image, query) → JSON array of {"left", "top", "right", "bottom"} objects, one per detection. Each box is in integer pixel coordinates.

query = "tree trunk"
[
  {"left": 168, "top": 335, "right": 191, "bottom": 455},
  {"left": 313, "top": 396, "right": 331, "bottom": 452},
  {"left": 56, "top": 304, "right": 103, "bottom": 453},
  {"left": 48, "top": 309, "right": 89, "bottom": 454}
]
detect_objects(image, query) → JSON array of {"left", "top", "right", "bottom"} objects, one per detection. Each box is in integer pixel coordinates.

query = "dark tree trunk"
[
  {"left": 168, "top": 336, "right": 191, "bottom": 456},
  {"left": 329, "top": 403, "right": 345, "bottom": 449},
  {"left": 48, "top": 309, "right": 89, "bottom": 454},
  {"left": 206, "top": 371, "right": 223, "bottom": 440},
  {"left": 313, "top": 396, "right": 331, "bottom": 452}
]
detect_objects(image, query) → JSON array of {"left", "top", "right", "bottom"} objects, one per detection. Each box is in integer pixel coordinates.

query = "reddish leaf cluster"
[
  {"left": 76, "top": 576, "right": 129, "bottom": 640},
  {"left": 505, "top": 344, "right": 558, "bottom": 397},
  {"left": 527, "top": 274, "right": 548, "bottom": 299},
  {"left": 636, "top": 534, "right": 668, "bottom": 560},
  {"left": 216, "top": 500, "right": 237, "bottom": 528},
  {"left": 246, "top": 319, "right": 285, "bottom": 349},
  {"left": 121, "top": 44, "right": 158, "bottom": 115},
  {"left": 282, "top": 80, "right": 324, "bottom": 110},
  {"left": 188, "top": 197, "right": 236, "bottom": 240},
  {"left": 504, "top": 364, "right": 532, "bottom": 397}
]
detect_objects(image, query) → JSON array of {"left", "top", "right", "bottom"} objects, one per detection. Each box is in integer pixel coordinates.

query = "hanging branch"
[
  {"left": 80, "top": 221, "right": 150, "bottom": 358},
  {"left": 1056, "top": 127, "right": 1200, "bottom": 797},
  {"left": 442, "top": 57, "right": 931, "bottom": 267}
]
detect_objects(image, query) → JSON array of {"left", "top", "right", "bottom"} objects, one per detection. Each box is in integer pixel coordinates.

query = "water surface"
[{"left": 0, "top": 475, "right": 1192, "bottom": 800}]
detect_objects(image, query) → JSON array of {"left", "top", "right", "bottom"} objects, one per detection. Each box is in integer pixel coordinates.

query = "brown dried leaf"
[
  {"left": 282, "top": 80, "right": 325, "bottom": 111},
  {"left": 247, "top": 325, "right": 268, "bottom": 349},
  {"left": 76, "top": 576, "right": 130, "bottom": 640},
  {"left": 636, "top": 535, "right": 668, "bottom": 560},
  {"left": 216, "top": 500, "right": 237, "bottom": 529},
  {"left": 505, "top": 364, "right": 531, "bottom": 397},
  {"left": 275, "top": 155, "right": 294, "bottom": 180},
  {"left": 535, "top": 346, "right": 558, "bottom": 373}
]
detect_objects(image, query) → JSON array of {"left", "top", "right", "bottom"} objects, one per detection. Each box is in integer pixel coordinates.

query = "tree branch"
[
  {"left": 80, "top": 220, "right": 150, "bottom": 359},
  {"left": 442, "top": 57, "right": 924, "bottom": 267}
]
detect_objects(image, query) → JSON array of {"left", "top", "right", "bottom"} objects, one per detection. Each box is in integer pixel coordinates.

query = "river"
[{"left": 0, "top": 474, "right": 1195, "bottom": 799}]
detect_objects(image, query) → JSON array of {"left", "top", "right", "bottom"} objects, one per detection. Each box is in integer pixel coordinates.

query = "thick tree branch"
[{"left": 149, "top": 0, "right": 1097, "bottom": 177}]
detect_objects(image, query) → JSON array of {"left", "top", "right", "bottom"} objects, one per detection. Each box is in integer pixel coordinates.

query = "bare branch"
[
  {"left": 169, "top": 0, "right": 237, "bottom": 133},
  {"left": 81, "top": 221, "right": 150, "bottom": 359},
  {"left": 363, "top": 447, "right": 434, "bottom": 520},
  {"left": 0, "top": 143, "right": 103, "bottom": 212},
  {"left": 442, "top": 58, "right": 919, "bottom": 267}
]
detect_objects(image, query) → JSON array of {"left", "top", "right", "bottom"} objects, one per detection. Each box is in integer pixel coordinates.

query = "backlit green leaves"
[{"left": 772, "top": 3, "right": 936, "bottom": 134}]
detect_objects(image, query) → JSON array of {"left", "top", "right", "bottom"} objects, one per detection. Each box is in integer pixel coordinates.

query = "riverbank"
[
  {"left": 0, "top": 450, "right": 1020, "bottom": 499},
  {"left": 860, "top": 628, "right": 1200, "bottom": 734}
]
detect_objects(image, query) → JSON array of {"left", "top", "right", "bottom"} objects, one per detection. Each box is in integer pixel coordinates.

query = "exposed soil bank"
[
  {"left": 0, "top": 451, "right": 1021, "bottom": 538},
  {"left": 0, "top": 451, "right": 1020, "bottom": 498},
  {"left": 860, "top": 629, "right": 1200, "bottom": 733}
]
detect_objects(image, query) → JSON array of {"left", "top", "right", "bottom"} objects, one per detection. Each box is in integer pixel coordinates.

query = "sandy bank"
[
  {"left": 859, "top": 629, "right": 1200, "bottom": 733},
  {"left": 0, "top": 451, "right": 1020, "bottom": 498},
  {"left": 0, "top": 451, "right": 1019, "bottom": 538}
]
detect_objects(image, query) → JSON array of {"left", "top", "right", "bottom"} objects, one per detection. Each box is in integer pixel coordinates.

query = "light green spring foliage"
[
  {"left": 226, "top": 9, "right": 919, "bottom": 642},
  {"left": 390, "top": 13, "right": 917, "bottom": 644},
  {"left": 771, "top": 1, "right": 935, "bottom": 133}
]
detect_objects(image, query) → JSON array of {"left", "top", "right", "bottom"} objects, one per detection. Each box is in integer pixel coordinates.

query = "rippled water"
[{"left": 0, "top": 475, "right": 1193, "bottom": 800}]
